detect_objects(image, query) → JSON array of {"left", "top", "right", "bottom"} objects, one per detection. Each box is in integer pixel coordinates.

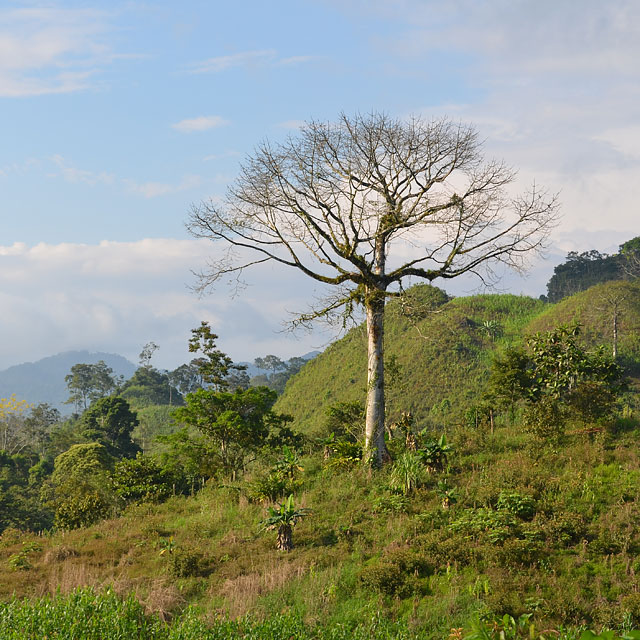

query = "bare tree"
[
  {"left": 187, "top": 113, "right": 559, "bottom": 465},
  {"left": 139, "top": 341, "right": 159, "bottom": 370}
]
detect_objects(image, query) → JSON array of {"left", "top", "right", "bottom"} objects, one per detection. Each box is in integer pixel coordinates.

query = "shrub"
[
  {"left": 493, "top": 538, "right": 544, "bottom": 568},
  {"left": 167, "top": 548, "right": 207, "bottom": 578},
  {"left": 496, "top": 491, "right": 536, "bottom": 520},
  {"left": 390, "top": 452, "right": 424, "bottom": 495},
  {"left": 371, "top": 493, "right": 409, "bottom": 514},
  {"left": 247, "top": 472, "right": 292, "bottom": 503},
  {"left": 54, "top": 492, "right": 111, "bottom": 530},
  {"left": 359, "top": 550, "right": 432, "bottom": 596}
]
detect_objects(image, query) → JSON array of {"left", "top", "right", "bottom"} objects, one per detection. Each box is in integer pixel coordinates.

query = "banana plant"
[{"left": 260, "top": 495, "right": 311, "bottom": 551}]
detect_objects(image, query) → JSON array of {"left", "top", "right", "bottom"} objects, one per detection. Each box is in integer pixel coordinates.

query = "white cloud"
[
  {"left": 51, "top": 155, "right": 115, "bottom": 185},
  {"left": 0, "top": 7, "right": 119, "bottom": 97},
  {"left": 172, "top": 115, "right": 229, "bottom": 133},
  {"left": 0, "top": 239, "right": 331, "bottom": 370},
  {"left": 186, "top": 49, "right": 315, "bottom": 74},
  {"left": 123, "top": 175, "right": 202, "bottom": 198},
  {"left": 372, "top": 1, "right": 640, "bottom": 240},
  {"left": 187, "top": 49, "right": 276, "bottom": 74}
]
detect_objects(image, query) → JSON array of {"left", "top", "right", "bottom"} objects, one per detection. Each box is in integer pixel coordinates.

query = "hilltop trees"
[
  {"left": 543, "top": 235, "right": 640, "bottom": 303},
  {"left": 188, "top": 112, "right": 559, "bottom": 464},
  {"left": 79, "top": 397, "right": 140, "bottom": 459}
]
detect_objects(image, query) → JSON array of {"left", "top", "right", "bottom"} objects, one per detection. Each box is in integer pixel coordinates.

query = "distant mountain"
[{"left": 0, "top": 351, "right": 137, "bottom": 413}]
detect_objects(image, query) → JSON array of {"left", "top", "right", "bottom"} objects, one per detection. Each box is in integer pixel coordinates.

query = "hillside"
[
  {"left": 275, "top": 280, "right": 640, "bottom": 436},
  {"left": 525, "top": 279, "right": 640, "bottom": 375},
  {"left": 275, "top": 285, "right": 547, "bottom": 435},
  {"left": 0, "top": 351, "right": 137, "bottom": 413},
  {"left": 2, "top": 282, "right": 640, "bottom": 638}
]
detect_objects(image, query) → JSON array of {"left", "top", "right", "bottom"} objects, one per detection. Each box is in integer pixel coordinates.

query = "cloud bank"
[{"left": 0, "top": 239, "right": 329, "bottom": 371}]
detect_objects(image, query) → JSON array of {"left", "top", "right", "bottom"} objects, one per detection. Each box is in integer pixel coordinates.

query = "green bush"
[
  {"left": 54, "top": 493, "right": 111, "bottom": 530},
  {"left": 496, "top": 491, "right": 536, "bottom": 520},
  {"left": 167, "top": 548, "right": 208, "bottom": 578},
  {"left": 359, "top": 549, "right": 432, "bottom": 596}
]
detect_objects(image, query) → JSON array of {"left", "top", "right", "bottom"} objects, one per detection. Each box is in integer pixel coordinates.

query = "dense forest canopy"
[{"left": 543, "top": 235, "right": 640, "bottom": 302}]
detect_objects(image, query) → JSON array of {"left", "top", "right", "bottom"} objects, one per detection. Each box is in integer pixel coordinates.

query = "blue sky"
[{"left": 1, "top": 1, "right": 639, "bottom": 371}]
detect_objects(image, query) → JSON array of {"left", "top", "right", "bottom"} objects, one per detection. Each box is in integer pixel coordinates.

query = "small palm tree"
[
  {"left": 260, "top": 495, "right": 311, "bottom": 551},
  {"left": 272, "top": 446, "right": 304, "bottom": 479},
  {"left": 419, "top": 433, "right": 453, "bottom": 473}
]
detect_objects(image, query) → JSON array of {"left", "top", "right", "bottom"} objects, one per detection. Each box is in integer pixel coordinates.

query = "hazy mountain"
[
  {"left": 0, "top": 351, "right": 137, "bottom": 413},
  {"left": 0, "top": 350, "right": 320, "bottom": 414}
]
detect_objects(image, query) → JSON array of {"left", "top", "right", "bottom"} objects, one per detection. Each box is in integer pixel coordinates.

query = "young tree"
[
  {"left": 22, "top": 403, "right": 61, "bottom": 456},
  {"left": 188, "top": 113, "right": 559, "bottom": 464},
  {"left": 254, "top": 355, "right": 287, "bottom": 374},
  {"left": 169, "top": 362, "right": 203, "bottom": 396},
  {"left": 0, "top": 395, "right": 31, "bottom": 454},
  {"left": 489, "top": 324, "right": 625, "bottom": 440},
  {"left": 188, "top": 321, "right": 246, "bottom": 390},
  {"left": 138, "top": 341, "right": 159, "bottom": 369},
  {"left": 172, "top": 386, "right": 282, "bottom": 479}
]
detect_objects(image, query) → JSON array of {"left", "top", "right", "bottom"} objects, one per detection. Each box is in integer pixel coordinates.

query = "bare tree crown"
[{"left": 188, "top": 112, "right": 559, "bottom": 321}]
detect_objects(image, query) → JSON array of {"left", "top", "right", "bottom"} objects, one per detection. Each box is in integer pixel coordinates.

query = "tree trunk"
[
  {"left": 277, "top": 524, "right": 293, "bottom": 551},
  {"left": 613, "top": 307, "right": 618, "bottom": 360},
  {"left": 364, "top": 291, "right": 388, "bottom": 466}
]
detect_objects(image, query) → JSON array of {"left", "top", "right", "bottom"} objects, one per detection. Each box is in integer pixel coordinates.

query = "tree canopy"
[{"left": 79, "top": 396, "right": 140, "bottom": 459}]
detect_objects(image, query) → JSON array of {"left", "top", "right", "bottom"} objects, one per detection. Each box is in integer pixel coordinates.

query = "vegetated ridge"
[{"left": 275, "top": 280, "right": 640, "bottom": 434}]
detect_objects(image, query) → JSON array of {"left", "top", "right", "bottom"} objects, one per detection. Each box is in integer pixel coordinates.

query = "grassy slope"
[
  {"left": 525, "top": 279, "right": 640, "bottom": 376},
  {"left": 275, "top": 286, "right": 547, "bottom": 435},
  {"left": 4, "top": 422, "right": 640, "bottom": 635}
]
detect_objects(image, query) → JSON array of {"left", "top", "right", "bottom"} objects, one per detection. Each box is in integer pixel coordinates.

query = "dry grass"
[
  {"left": 43, "top": 545, "right": 79, "bottom": 564},
  {"left": 138, "top": 578, "right": 185, "bottom": 621},
  {"left": 217, "top": 557, "right": 307, "bottom": 618},
  {"left": 44, "top": 560, "right": 101, "bottom": 595}
]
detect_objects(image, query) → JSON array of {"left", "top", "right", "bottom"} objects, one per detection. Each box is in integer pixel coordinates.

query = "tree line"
[{"left": 542, "top": 236, "right": 640, "bottom": 303}]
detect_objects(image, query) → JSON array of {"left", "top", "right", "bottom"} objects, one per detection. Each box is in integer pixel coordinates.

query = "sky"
[{"left": 1, "top": 0, "right": 639, "bottom": 371}]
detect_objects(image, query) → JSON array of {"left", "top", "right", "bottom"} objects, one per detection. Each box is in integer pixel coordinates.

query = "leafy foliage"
[
  {"left": 110, "top": 453, "right": 184, "bottom": 505},
  {"left": 43, "top": 443, "right": 115, "bottom": 529},
  {"left": 188, "top": 321, "right": 246, "bottom": 390},
  {"left": 64, "top": 361, "right": 116, "bottom": 412},
  {"left": 121, "top": 367, "right": 182, "bottom": 407},
  {"left": 79, "top": 396, "right": 141, "bottom": 458},
  {"left": 172, "top": 386, "right": 292, "bottom": 480},
  {"left": 489, "top": 324, "right": 625, "bottom": 440}
]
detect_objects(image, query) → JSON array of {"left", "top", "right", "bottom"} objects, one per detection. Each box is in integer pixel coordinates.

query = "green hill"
[
  {"left": 276, "top": 281, "right": 640, "bottom": 436},
  {"left": 275, "top": 285, "right": 547, "bottom": 435},
  {"left": 525, "top": 279, "right": 640, "bottom": 375}
]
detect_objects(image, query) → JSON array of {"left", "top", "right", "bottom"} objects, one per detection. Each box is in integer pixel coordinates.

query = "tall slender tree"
[{"left": 188, "top": 113, "right": 559, "bottom": 464}]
